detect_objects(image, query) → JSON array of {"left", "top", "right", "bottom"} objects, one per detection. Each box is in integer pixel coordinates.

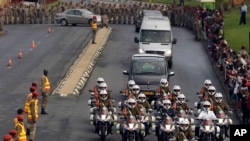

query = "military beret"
[
  {"left": 2, "top": 134, "right": 12, "bottom": 141},
  {"left": 32, "top": 91, "right": 39, "bottom": 97},
  {"left": 9, "top": 129, "right": 17, "bottom": 136},
  {"left": 17, "top": 115, "right": 24, "bottom": 120}
]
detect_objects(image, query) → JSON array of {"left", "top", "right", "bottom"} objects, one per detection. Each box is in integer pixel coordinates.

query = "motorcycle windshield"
[
  {"left": 165, "top": 125, "right": 171, "bottom": 130},
  {"left": 129, "top": 123, "right": 134, "bottom": 129},
  {"left": 101, "top": 115, "right": 106, "bottom": 121},
  {"left": 205, "top": 125, "right": 210, "bottom": 131}
]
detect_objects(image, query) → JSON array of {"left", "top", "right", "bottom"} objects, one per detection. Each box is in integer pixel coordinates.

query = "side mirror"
[
  {"left": 168, "top": 71, "right": 175, "bottom": 76},
  {"left": 134, "top": 37, "right": 139, "bottom": 43},
  {"left": 172, "top": 38, "right": 177, "bottom": 44},
  {"left": 123, "top": 70, "right": 129, "bottom": 75},
  {"left": 89, "top": 89, "right": 93, "bottom": 92}
]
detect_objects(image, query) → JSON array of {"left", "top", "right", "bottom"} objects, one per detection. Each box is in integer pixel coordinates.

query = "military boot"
[{"left": 41, "top": 108, "right": 48, "bottom": 115}]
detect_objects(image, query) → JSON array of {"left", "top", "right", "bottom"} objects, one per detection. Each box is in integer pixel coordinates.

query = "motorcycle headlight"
[
  {"left": 139, "top": 48, "right": 145, "bottom": 54},
  {"left": 164, "top": 50, "right": 172, "bottom": 56}
]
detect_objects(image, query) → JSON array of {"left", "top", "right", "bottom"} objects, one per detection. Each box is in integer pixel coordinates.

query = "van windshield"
[{"left": 140, "top": 30, "right": 171, "bottom": 43}]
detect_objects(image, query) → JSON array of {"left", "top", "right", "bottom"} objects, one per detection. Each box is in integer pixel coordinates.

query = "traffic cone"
[
  {"left": 48, "top": 27, "right": 51, "bottom": 33},
  {"left": 18, "top": 50, "right": 23, "bottom": 59},
  {"left": 7, "top": 58, "right": 12, "bottom": 67},
  {"left": 31, "top": 40, "right": 36, "bottom": 49}
]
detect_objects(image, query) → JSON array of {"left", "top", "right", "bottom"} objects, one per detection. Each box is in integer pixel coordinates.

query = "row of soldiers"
[{"left": 0, "top": 0, "right": 203, "bottom": 28}]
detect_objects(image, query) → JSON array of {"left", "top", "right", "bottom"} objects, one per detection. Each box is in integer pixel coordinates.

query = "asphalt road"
[
  {"left": 0, "top": 24, "right": 238, "bottom": 140},
  {"left": 0, "top": 24, "right": 91, "bottom": 135}
]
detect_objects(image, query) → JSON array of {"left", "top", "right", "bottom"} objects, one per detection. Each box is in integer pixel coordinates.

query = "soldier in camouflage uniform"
[
  {"left": 122, "top": 4, "right": 126, "bottom": 24},
  {"left": 13, "top": 5, "right": 18, "bottom": 24},
  {"left": 50, "top": 6, "right": 56, "bottom": 24},
  {"left": 28, "top": 5, "right": 33, "bottom": 24},
  {"left": 32, "top": 5, "right": 37, "bottom": 24},
  {"left": 117, "top": 4, "right": 122, "bottom": 24},
  {"left": 37, "top": 7, "right": 43, "bottom": 24},
  {"left": 3, "top": 5, "right": 8, "bottom": 24},
  {"left": 106, "top": 4, "right": 111, "bottom": 24},
  {"left": 127, "top": 5, "right": 132, "bottom": 24},
  {"left": 19, "top": 5, "right": 25, "bottom": 24},
  {"left": 0, "top": 6, "right": 3, "bottom": 32},
  {"left": 44, "top": 7, "right": 49, "bottom": 24}
]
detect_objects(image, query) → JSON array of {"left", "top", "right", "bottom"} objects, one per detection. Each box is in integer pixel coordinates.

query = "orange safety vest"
[
  {"left": 92, "top": 22, "right": 97, "bottom": 29},
  {"left": 13, "top": 117, "right": 18, "bottom": 126},
  {"left": 15, "top": 122, "right": 27, "bottom": 141},
  {"left": 24, "top": 93, "right": 33, "bottom": 113},
  {"left": 27, "top": 99, "right": 38, "bottom": 120},
  {"left": 44, "top": 76, "right": 50, "bottom": 91}
]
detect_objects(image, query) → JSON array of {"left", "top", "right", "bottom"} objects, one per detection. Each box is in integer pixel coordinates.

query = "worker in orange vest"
[
  {"left": 24, "top": 87, "right": 36, "bottom": 113},
  {"left": 13, "top": 109, "right": 24, "bottom": 127},
  {"left": 14, "top": 115, "right": 27, "bottom": 141},
  {"left": 2, "top": 134, "right": 13, "bottom": 141},
  {"left": 40, "top": 69, "right": 50, "bottom": 115},
  {"left": 27, "top": 91, "right": 39, "bottom": 141}
]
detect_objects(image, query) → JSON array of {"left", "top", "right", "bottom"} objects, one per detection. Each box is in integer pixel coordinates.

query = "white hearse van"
[{"left": 134, "top": 16, "right": 177, "bottom": 68}]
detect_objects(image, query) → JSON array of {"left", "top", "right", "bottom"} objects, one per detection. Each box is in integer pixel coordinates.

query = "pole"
[{"left": 249, "top": 31, "right": 250, "bottom": 54}]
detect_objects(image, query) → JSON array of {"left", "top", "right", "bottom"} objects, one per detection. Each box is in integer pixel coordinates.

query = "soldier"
[
  {"left": 117, "top": 4, "right": 122, "bottom": 24},
  {"left": 174, "top": 119, "right": 194, "bottom": 141},
  {"left": 3, "top": 5, "right": 7, "bottom": 25},
  {"left": 19, "top": 5, "right": 25, "bottom": 24},
  {"left": 28, "top": 5, "right": 33, "bottom": 24},
  {"left": 32, "top": 5, "right": 37, "bottom": 24},
  {"left": 127, "top": 5, "right": 132, "bottom": 24},
  {"left": 50, "top": 6, "right": 56, "bottom": 24},
  {"left": 9, "top": 5, "right": 14, "bottom": 24},
  {"left": 122, "top": 4, "right": 126, "bottom": 24},
  {"left": 40, "top": 69, "right": 51, "bottom": 114},
  {"left": 212, "top": 92, "right": 231, "bottom": 116},
  {"left": 101, "top": 13, "right": 108, "bottom": 28},
  {"left": 37, "top": 7, "right": 43, "bottom": 24},
  {"left": 24, "top": 5, "right": 29, "bottom": 24},
  {"left": 106, "top": 4, "right": 111, "bottom": 24},
  {"left": 13, "top": 5, "right": 18, "bottom": 24},
  {"left": 44, "top": 6, "right": 49, "bottom": 24}
]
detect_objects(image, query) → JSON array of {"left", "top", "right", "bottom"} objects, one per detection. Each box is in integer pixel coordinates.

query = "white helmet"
[
  {"left": 138, "top": 93, "right": 146, "bottom": 103},
  {"left": 127, "top": 98, "right": 136, "bottom": 108},
  {"left": 97, "top": 77, "right": 105, "bottom": 84},
  {"left": 128, "top": 80, "right": 136, "bottom": 90},
  {"left": 180, "top": 119, "right": 190, "bottom": 131},
  {"left": 173, "top": 85, "right": 181, "bottom": 96},
  {"left": 132, "top": 85, "right": 140, "bottom": 95},
  {"left": 160, "top": 78, "right": 168, "bottom": 87},
  {"left": 208, "top": 86, "right": 216, "bottom": 96},
  {"left": 99, "top": 82, "right": 107, "bottom": 91},
  {"left": 214, "top": 92, "right": 223, "bottom": 103},
  {"left": 163, "top": 99, "right": 171, "bottom": 109},
  {"left": 204, "top": 79, "right": 212, "bottom": 88},
  {"left": 177, "top": 94, "right": 186, "bottom": 104},
  {"left": 203, "top": 101, "right": 211, "bottom": 111},
  {"left": 99, "top": 90, "right": 108, "bottom": 100}
]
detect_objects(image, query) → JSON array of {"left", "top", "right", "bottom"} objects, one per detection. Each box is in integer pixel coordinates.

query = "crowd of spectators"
[{"left": 195, "top": 7, "right": 250, "bottom": 124}]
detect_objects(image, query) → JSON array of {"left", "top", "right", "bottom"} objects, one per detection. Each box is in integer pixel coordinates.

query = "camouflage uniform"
[
  {"left": 37, "top": 7, "right": 43, "bottom": 24},
  {"left": 32, "top": 5, "right": 37, "bottom": 24},
  {"left": 19, "top": 6, "right": 25, "bottom": 24},
  {"left": 117, "top": 5, "right": 122, "bottom": 24},
  {"left": 0, "top": 7, "right": 3, "bottom": 31},
  {"left": 122, "top": 5, "right": 126, "bottom": 24},
  {"left": 24, "top": 6, "right": 29, "bottom": 24},
  {"left": 101, "top": 14, "right": 108, "bottom": 28},
  {"left": 127, "top": 5, "right": 132, "bottom": 24},
  {"left": 175, "top": 126, "right": 194, "bottom": 140},
  {"left": 13, "top": 5, "right": 19, "bottom": 24},
  {"left": 44, "top": 7, "right": 49, "bottom": 24},
  {"left": 28, "top": 6, "right": 33, "bottom": 24},
  {"left": 212, "top": 102, "right": 230, "bottom": 116},
  {"left": 4, "top": 6, "right": 9, "bottom": 24},
  {"left": 50, "top": 6, "right": 56, "bottom": 24}
]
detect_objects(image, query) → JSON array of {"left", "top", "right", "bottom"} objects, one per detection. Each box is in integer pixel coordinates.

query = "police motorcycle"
[
  {"left": 175, "top": 110, "right": 195, "bottom": 136},
  {"left": 214, "top": 111, "right": 232, "bottom": 141},
  {"left": 151, "top": 93, "right": 169, "bottom": 112},
  {"left": 116, "top": 112, "right": 145, "bottom": 141},
  {"left": 89, "top": 104, "right": 118, "bottom": 141},
  {"left": 152, "top": 115, "right": 176, "bottom": 141},
  {"left": 137, "top": 106, "right": 156, "bottom": 137}
]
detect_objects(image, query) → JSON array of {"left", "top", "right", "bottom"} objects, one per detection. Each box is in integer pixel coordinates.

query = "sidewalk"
[{"left": 52, "top": 27, "right": 112, "bottom": 96}]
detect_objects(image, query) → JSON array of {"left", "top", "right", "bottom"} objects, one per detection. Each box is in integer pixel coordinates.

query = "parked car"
[
  {"left": 135, "top": 10, "right": 163, "bottom": 33},
  {"left": 55, "top": 9, "right": 102, "bottom": 26},
  {"left": 123, "top": 54, "right": 174, "bottom": 101}
]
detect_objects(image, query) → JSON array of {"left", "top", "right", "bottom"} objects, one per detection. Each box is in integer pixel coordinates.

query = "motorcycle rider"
[
  {"left": 94, "top": 90, "right": 114, "bottom": 134},
  {"left": 137, "top": 93, "right": 151, "bottom": 111},
  {"left": 128, "top": 85, "right": 141, "bottom": 99},
  {"left": 175, "top": 119, "right": 195, "bottom": 141},
  {"left": 216, "top": 110, "right": 232, "bottom": 137},
  {"left": 122, "top": 115, "right": 140, "bottom": 141},
  {"left": 198, "top": 117, "right": 216, "bottom": 141},
  {"left": 156, "top": 78, "right": 172, "bottom": 100},
  {"left": 95, "top": 106, "right": 114, "bottom": 135},
  {"left": 197, "top": 101, "right": 217, "bottom": 120},
  {"left": 92, "top": 77, "right": 105, "bottom": 93},
  {"left": 171, "top": 85, "right": 181, "bottom": 103},
  {"left": 95, "top": 82, "right": 113, "bottom": 100},
  {"left": 154, "top": 93, "right": 169, "bottom": 111},
  {"left": 121, "top": 80, "right": 136, "bottom": 97},
  {"left": 212, "top": 92, "right": 231, "bottom": 116},
  {"left": 122, "top": 98, "right": 140, "bottom": 118},
  {"left": 173, "top": 94, "right": 193, "bottom": 115},
  {"left": 156, "top": 116, "right": 175, "bottom": 140},
  {"left": 204, "top": 85, "right": 217, "bottom": 101},
  {"left": 199, "top": 79, "right": 212, "bottom": 100},
  {"left": 159, "top": 99, "right": 177, "bottom": 120},
  {"left": 175, "top": 110, "right": 194, "bottom": 127}
]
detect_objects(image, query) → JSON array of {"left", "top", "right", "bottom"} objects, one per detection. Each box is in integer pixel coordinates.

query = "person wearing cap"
[
  {"left": 91, "top": 15, "right": 98, "bottom": 44},
  {"left": 31, "top": 82, "right": 37, "bottom": 89},
  {"left": 40, "top": 69, "right": 50, "bottom": 115},
  {"left": 13, "top": 108, "right": 24, "bottom": 127},
  {"left": 2, "top": 134, "right": 12, "bottom": 141},
  {"left": 24, "top": 87, "right": 36, "bottom": 114},
  {"left": 9, "top": 129, "right": 17, "bottom": 140},
  {"left": 14, "top": 115, "right": 27, "bottom": 141},
  {"left": 27, "top": 91, "right": 39, "bottom": 141}
]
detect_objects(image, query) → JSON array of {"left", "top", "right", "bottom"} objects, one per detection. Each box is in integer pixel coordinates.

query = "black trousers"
[{"left": 239, "top": 11, "right": 246, "bottom": 25}]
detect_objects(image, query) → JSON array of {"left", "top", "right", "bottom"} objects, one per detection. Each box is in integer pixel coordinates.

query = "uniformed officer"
[
  {"left": 91, "top": 16, "right": 98, "bottom": 44},
  {"left": 40, "top": 69, "right": 51, "bottom": 114},
  {"left": 0, "top": 6, "right": 4, "bottom": 32},
  {"left": 174, "top": 119, "right": 194, "bottom": 140}
]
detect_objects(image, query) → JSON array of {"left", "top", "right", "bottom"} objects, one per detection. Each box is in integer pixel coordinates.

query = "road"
[
  {"left": 0, "top": 24, "right": 238, "bottom": 140},
  {"left": 0, "top": 24, "right": 91, "bottom": 135}
]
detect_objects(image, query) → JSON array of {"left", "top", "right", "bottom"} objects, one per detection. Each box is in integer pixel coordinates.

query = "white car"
[{"left": 55, "top": 9, "right": 102, "bottom": 26}]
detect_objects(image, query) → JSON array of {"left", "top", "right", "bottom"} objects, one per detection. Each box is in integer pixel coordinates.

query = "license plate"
[{"left": 143, "top": 91, "right": 154, "bottom": 95}]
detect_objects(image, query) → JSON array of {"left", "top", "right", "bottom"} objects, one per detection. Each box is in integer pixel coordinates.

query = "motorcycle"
[
  {"left": 157, "top": 124, "right": 175, "bottom": 141},
  {"left": 215, "top": 116, "right": 232, "bottom": 141},
  {"left": 137, "top": 108, "right": 156, "bottom": 137},
  {"left": 196, "top": 119, "right": 219, "bottom": 141},
  {"left": 88, "top": 91, "right": 96, "bottom": 108}
]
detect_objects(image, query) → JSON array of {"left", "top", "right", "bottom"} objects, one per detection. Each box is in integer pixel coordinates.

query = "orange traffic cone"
[
  {"left": 18, "top": 50, "right": 23, "bottom": 59},
  {"left": 48, "top": 27, "right": 51, "bottom": 33},
  {"left": 7, "top": 58, "right": 12, "bottom": 67},
  {"left": 31, "top": 40, "right": 36, "bottom": 49}
]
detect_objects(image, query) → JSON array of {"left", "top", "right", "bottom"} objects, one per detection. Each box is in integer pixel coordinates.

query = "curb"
[{"left": 52, "top": 28, "right": 112, "bottom": 96}]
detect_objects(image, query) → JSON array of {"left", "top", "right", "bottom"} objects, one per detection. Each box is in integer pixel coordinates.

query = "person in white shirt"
[
  {"left": 239, "top": 2, "right": 247, "bottom": 25},
  {"left": 197, "top": 101, "right": 217, "bottom": 120}
]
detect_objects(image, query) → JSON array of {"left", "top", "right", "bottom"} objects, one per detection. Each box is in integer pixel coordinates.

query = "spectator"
[{"left": 239, "top": 2, "right": 247, "bottom": 25}]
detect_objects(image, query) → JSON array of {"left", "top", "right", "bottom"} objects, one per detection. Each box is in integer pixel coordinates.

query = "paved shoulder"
[{"left": 52, "top": 27, "right": 112, "bottom": 96}]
